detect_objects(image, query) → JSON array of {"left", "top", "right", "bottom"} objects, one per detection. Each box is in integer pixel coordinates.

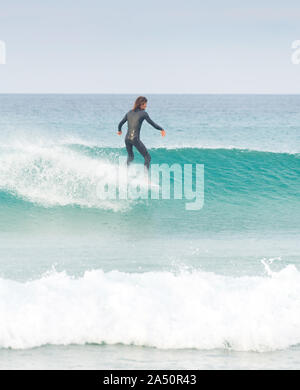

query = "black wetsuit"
[{"left": 118, "top": 108, "right": 163, "bottom": 169}]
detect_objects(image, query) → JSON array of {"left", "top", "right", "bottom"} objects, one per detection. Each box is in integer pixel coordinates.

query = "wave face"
[
  {"left": 0, "top": 143, "right": 299, "bottom": 235},
  {"left": 0, "top": 144, "right": 299, "bottom": 207},
  {"left": 1, "top": 263, "right": 300, "bottom": 351}
]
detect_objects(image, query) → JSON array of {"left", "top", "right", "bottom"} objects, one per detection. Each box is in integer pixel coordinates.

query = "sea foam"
[
  {"left": 0, "top": 263, "right": 300, "bottom": 351},
  {"left": 0, "top": 144, "right": 144, "bottom": 211}
]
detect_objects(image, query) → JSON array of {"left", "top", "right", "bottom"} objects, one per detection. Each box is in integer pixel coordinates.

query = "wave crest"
[{"left": 1, "top": 264, "right": 300, "bottom": 351}]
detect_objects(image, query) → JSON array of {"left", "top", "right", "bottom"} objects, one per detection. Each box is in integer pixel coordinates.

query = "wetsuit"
[{"left": 118, "top": 108, "right": 163, "bottom": 170}]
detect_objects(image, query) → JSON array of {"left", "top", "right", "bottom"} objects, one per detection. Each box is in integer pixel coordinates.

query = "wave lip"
[{"left": 1, "top": 264, "right": 300, "bottom": 351}]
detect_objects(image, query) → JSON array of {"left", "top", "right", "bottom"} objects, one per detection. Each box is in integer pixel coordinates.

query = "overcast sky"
[{"left": 0, "top": 0, "right": 300, "bottom": 93}]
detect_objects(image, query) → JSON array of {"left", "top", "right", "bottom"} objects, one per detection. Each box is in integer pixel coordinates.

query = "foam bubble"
[
  {"left": 0, "top": 144, "right": 148, "bottom": 211},
  {"left": 0, "top": 264, "right": 300, "bottom": 351}
]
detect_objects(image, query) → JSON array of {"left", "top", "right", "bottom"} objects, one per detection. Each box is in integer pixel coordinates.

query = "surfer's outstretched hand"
[
  {"left": 117, "top": 131, "right": 122, "bottom": 136},
  {"left": 161, "top": 130, "right": 166, "bottom": 137}
]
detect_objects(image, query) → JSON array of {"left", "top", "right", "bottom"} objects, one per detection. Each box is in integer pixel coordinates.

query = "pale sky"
[{"left": 0, "top": 0, "right": 300, "bottom": 93}]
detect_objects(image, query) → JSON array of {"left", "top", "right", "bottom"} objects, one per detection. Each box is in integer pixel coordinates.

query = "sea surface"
[{"left": 0, "top": 94, "right": 299, "bottom": 369}]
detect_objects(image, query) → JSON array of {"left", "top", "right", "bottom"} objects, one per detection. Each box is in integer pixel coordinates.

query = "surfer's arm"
[
  {"left": 144, "top": 112, "right": 163, "bottom": 131},
  {"left": 118, "top": 113, "right": 127, "bottom": 132}
]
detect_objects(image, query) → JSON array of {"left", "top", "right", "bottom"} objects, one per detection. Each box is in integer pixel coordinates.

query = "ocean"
[{"left": 0, "top": 94, "right": 299, "bottom": 369}]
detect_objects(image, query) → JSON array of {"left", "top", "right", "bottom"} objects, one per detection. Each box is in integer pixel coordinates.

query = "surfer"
[{"left": 117, "top": 96, "right": 166, "bottom": 170}]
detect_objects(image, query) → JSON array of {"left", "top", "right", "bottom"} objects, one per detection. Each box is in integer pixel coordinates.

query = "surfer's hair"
[{"left": 133, "top": 96, "right": 147, "bottom": 111}]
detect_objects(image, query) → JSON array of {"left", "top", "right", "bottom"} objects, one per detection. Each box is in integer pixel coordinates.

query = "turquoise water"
[{"left": 0, "top": 94, "right": 299, "bottom": 369}]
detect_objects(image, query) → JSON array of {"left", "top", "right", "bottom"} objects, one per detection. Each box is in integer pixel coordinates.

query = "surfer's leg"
[
  {"left": 125, "top": 140, "right": 134, "bottom": 166},
  {"left": 134, "top": 139, "right": 151, "bottom": 170}
]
